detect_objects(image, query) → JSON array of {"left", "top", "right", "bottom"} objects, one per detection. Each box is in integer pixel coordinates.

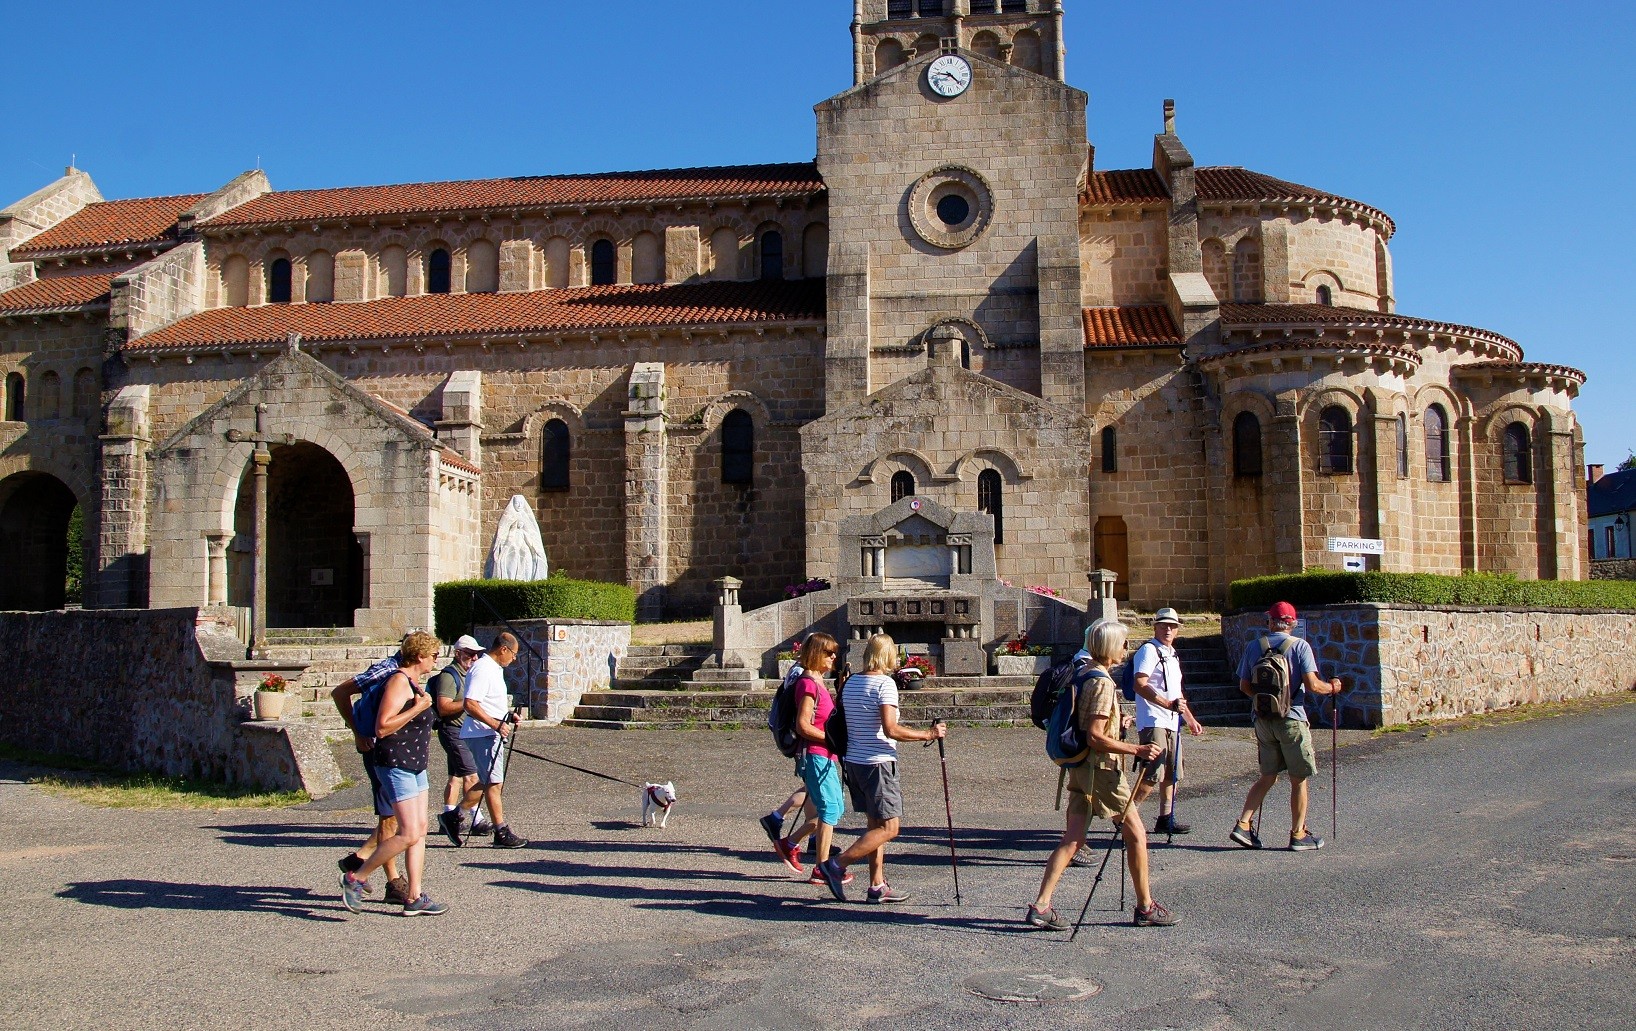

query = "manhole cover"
[{"left": 963, "top": 970, "right": 1102, "bottom": 1004}]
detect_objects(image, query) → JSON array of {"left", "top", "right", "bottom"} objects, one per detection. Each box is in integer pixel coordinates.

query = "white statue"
[{"left": 487, "top": 495, "right": 549, "bottom": 581}]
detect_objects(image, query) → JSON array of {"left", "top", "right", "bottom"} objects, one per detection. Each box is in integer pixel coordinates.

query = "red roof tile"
[
  {"left": 1198, "top": 339, "right": 1423, "bottom": 367},
  {"left": 126, "top": 280, "right": 826, "bottom": 352},
  {"left": 0, "top": 274, "right": 113, "bottom": 315},
  {"left": 1082, "top": 167, "right": 1394, "bottom": 236},
  {"left": 201, "top": 163, "right": 825, "bottom": 230},
  {"left": 10, "top": 194, "right": 206, "bottom": 258},
  {"left": 1454, "top": 359, "right": 1586, "bottom": 384},
  {"left": 1219, "top": 303, "right": 1521, "bottom": 357},
  {"left": 1082, "top": 169, "right": 1167, "bottom": 205},
  {"left": 1082, "top": 305, "right": 1181, "bottom": 348}
]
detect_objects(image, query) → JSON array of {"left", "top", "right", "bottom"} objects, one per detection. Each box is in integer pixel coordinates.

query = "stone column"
[
  {"left": 1269, "top": 391, "right": 1306, "bottom": 573},
  {"left": 205, "top": 534, "right": 229, "bottom": 606},
  {"left": 1456, "top": 415, "right": 1480, "bottom": 570},
  {"left": 624, "top": 363, "right": 668, "bottom": 620},
  {"left": 1540, "top": 411, "right": 1581, "bottom": 580},
  {"left": 665, "top": 226, "right": 700, "bottom": 284},
  {"left": 95, "top": 385, "right": 151, "bottom": 609},
  {"left": 1366, "top": 408, "right": 1407, "bottom": 571}
]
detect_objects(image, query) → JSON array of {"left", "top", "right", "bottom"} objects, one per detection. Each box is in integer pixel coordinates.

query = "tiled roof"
[
  {"left": 1588, "top": 469, "right": 1636, "bottom": 518},
  {"left": 1220, "top": 303, "right": 1521, "bottom": 357},
  {"left": 1081, "top": 169, "right": 1167, "bottom": 205},
  {"left": 1082, "top": 167, "right": 1394, "bottom": 235},
  {"left": 201, "top": 163, "right": 825, "bottom": 230},
  {"left": 0, "top": 274, "right": 113, "bottom": 315},
  {"left": 1199, "top": 339, "right": 1422, "bottom": 367},
  {"left": 1453, "top": 359, "right": 1586, "bottom": 384},
  {"left": 9, "top": 194, "right": 206, "bottom": 258},
  {"left": 1082, "top": 305, "right": 1181, "bottom": 348},
  {"left": 126, "top": 279, "right": 826, "bottom": 352}
]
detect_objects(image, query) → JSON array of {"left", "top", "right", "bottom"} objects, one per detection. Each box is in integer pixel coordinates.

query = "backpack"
[
  {"left": 349, "top": 653, "right": 402, "bottom": 738},
  {"left": 1030, "top": 656, "right": 1087, "bottom": 730},
  {"left": 767, "top": 665, "right": 805, "bottom": 759},
  {"left": 1045, "top": 666, "right": 1108, "bottom": 769},
  {"left": 1249, "top": 636, "right": 1298, "bottom": 720},
  {"left": 1119, "top": 639, "right": 1164, "bottom": 701},
  {"left": 823, "top": 664, "right": 853, "bottom": 760}
]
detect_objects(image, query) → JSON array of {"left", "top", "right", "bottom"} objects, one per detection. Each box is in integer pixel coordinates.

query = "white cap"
[
  {"left": 453, "top": 634, "right": 484, "bottom": 653},
  {"left": 1153, "top": 607, "right": 1182, "bottom": 625}
]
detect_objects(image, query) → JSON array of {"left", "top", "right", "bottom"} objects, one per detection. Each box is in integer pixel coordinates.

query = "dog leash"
[{"left": 505, "top": 744, "right": 644, "bottom": 788}]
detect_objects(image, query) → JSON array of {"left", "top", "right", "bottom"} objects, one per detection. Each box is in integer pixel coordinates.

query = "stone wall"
[
  {"left": 481, "top": 618, "right": 631, "bottom": 723},
  {"left": 1591, "top": 559, "right": 1636, "bottom": 581},
  {"left": 0, "top": 608, "right": 340, "bottom": 795},
  {"left": 110, "top": 241, "right": 205, "bottom": 340},
  {"left": 1224, "top": 604, "right": 1636, "bottom": 729}
]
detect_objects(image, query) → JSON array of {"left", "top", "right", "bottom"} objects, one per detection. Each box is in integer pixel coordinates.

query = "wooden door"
[{"left": 1093, "top": 515, "right": 1130, "bottom": 601}]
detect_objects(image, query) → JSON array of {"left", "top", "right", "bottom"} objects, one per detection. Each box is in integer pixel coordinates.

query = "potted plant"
[
  {"left": 776, "top": 650, "right": 798, "bottom": 680},
  {"left": 994, "top": 634, "right": 1053, "bottom": 676},
  {"left": 894, "top": 654, "right": 936, "bottom": 689},
  {"left": 254, "top": 673, "right": 289, "bottom": 720}
]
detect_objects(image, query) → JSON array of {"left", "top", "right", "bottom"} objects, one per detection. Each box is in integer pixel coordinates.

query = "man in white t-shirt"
[
  {"left": 1130, "top": 608, "right": 1203, "bottom": 835},
  {"left": 456, "top": 632, "right": 527, "bottom": 848}
]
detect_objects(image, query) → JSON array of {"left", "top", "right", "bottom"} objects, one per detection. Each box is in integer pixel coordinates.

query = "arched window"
[
  {"left": 1502, "top": 422, "right": 1532, "bottom": 484},
  {"left": 306, "top": 249, "right": 334, "bottom": 302},
  {"left": 1101, "top": 426, "right": 1118, "bottom": 474},
  {"left": 721, "top": 409, "right": 754, "bottom": 485},
  {"left": 759, "top": 230, "right": 783, "bottom": 281},
  {"left": 1318, "top": 405, "right": 1353, "bottom": 474},
  {"left": 4, "top": 372, "right": 24, "bottom": 421},
  {"left": 802, "top": 223, "right": 829, "bottom": 279},
  {"left": 1425, "top": 404, "right": 1450, "bottom": 482},
  {"left": 875, "top": 38, "right": 906, "bottom": 74},
  {"left": 1010, "top": 28, "right": 1042, "bottom": 72},
  {"left": 266, "top": 257, "right": 292, "bottom": 303},
  {"left": 465, "top": 239, "right": 498, "bottom": 293},
  {"left": 1233, "top": 411, "right": 1263, "bottom": 478},
  {"left": 590, "top": 239, "right": 617, "bottom": 286},
  {"left": 1315, "top": 284, "right": 1334, "bottom": 306},
  {"left": 541, "top": 419, "right": 570, "bottom": 491},
  {"left": 1396, "top": 413, "right": 1409, "bottom": 478},
  {"left": 710, "top": 228, "right": 740, "bottom": 281},
  {"left": 887, "top": 0, "right": 913, "bottom": 17},
  {"left": 891, "top": 471, "right": 916, "bottom": 503},
  {"left": 978, "top": 468, "right": 1004, "bottom": 545},
  {"left": 72, "top": 368, "right": 97, "bottom": 419},
  {"left": 426, "top": 248, "right": 452, "bottom": 294}
]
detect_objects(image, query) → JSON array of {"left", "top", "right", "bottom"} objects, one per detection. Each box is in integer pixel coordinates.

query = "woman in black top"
[{"left": 341, "top": 630, "right": 445, "bottom": 916}]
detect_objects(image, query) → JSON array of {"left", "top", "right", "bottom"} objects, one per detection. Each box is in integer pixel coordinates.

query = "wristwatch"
[{"left": 1171, "top": 698, "right": 1184, "bottom": 712}]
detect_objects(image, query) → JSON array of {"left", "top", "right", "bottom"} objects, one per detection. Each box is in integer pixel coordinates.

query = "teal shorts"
[{"left": 797, "top": 752, "right": 845, "bottom": 826}]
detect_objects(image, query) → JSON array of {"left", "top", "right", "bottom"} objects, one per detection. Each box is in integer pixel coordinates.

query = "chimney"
[{"left": 1588, "top": 464, "right": 1605, "bottom": 485}]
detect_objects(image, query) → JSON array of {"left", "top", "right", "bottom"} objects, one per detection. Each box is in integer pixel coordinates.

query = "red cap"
[{"left": 1268, "top": 601, "right": 1298, "bottom": 622}]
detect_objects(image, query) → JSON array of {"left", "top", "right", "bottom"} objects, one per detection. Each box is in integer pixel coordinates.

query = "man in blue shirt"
[{"left": 1229, "top": 602, "right": 1342, "bottom": 851}]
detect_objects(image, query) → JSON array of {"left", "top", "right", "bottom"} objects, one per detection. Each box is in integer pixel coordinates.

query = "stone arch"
[
  {"left": 422, "top": 240, "right": 453, "bottom": 294},
  {"left": 802, "top": 222, "right": 829, "bottom": 279},
  {"left": 1301, "top": 268, "right": 1344, "bottom": 304},
  {"left": 708, "top": 225, "right": 746, "bottom": 281},
  {"left": 631, "top": 231, "right": 664, "bottom": 285},
  {"left": 1010, "top": 28, "right": 1042, "bottom": 73},
  {"left": 221, "top": 254, "right": 250, "bottom": 307},
  {"left": 754, "top": 221, "right": 787, "bottom": 281},
  {"left": 970, "top": 30, "right": 1002, "bottom": 61},
  {"left": 263, "top": 249, "right": 293, "bottom": 304},
  {"left": 306, "top": 249, "right": 335, "bottom": 303},
  {"left": 1411, "top": 382, "right": 1471, "bottom": 422},
  {"left": 700, "top": 390, "right": 772, "bottom": 433},
  {"left": 379, "top": 244, "right": 409, "bottom": 297},
  {"left": 0, "top": 470, "right": 81, "bottom": 610},
  {"left": 1476, "top": 402, "right": 1541, "bottom": 439},
  {"left": 519, "top": 397, "right": 586, "bottom": 442},
  {"left": 1232, "top": 235, "right": 1262, "bottom": 302},
  {"left": 1298, "top": 385, "right": 1367, "bottom": 422},
  {"left": 874, "top": 38, "right": 907, "bottom": 75},
  {"left": 465, "top": 238, "right": 499, "bottom": 293},
  {"left": 947, "top": 447, "right": 1029, "bottom": 483},
  {"left": 859, "top": 449, "right": 935, "bottom": 487},
  {"left": 542, "top": 236, "right": 571, "bottom": 289},
  {"left": 1201, "top": 238, "right": 1229, "bottom": 301},
  {"left": 912, "top": 32, "right": 941, "bottom": 58}
]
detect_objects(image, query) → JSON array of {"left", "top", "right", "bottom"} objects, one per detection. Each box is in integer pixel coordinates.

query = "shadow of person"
[
  {"left": 202, "top": 822, "right": 371, "bottom": 850},
  {"left": 57, "top": 879, "right": 349, "bottom": 923}
]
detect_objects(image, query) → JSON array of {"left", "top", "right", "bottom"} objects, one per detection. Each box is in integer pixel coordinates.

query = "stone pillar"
[
  {"left": 1269, "top": 391, "right": 1306, "bottom": 573},
  {"left": 1541, "top": 411, "right": 1581, "bottom": 580},
  {"left": 712, "top": 576, "right": 745, "bottom": 669},
  {"left": 624, "top": 363, "right": 668, "bottom": 620},
  {"left": 1050, "top": 1, "right": 1066, "bottom": 81},
  {"left": 1088, "top": 568, "right": 1118, "bottom": 623},
  {"left": 665, "top": 226, "right": 700, "bottom": 283},
  {"left": 1456, "top": 414, "right": 1480, "bottom": 570},
  {"left": 334, "top": 249, "right": 368, "bottom": 303},
  {"left": 823, "top": 240, "right": 872, "bottom": 409},
  {"left": 96, "top": 385, "right": 151, "bottom": 609},
  {"left": 205, "top": 534, "right": 229, "bottom": 606},
  {"left": 1365, "top": 409, "right": 1396, "bottom": 571},
  {"left": 498, "top": 239, "right": 534, "bottom": 292},
  {"left": 436, "top": 370, "right": 483, "bottom": 467}
]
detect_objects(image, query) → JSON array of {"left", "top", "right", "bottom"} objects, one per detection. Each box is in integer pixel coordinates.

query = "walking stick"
[
  {"left": 1166, "top": 723, "right": 1182, "bottom": 845},
  {"left": 1330, "top": 685, "right": 1342, "bottom": 841},
  {"left": 1070, "top": 759, "right": 1160, "bottom": 941},
  {"left": 925, "top": 719, "right": 961, "bottom": 905}
]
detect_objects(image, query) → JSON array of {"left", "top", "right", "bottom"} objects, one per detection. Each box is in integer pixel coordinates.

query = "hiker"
[
  {"left": 1130, "top": 608, "right": 1203, "bottom": 834},
  {"left": 340, "top": 630, "right": 447, "bottom": 916},
  {"left": 432, "top": 635, "right": 488, "bottom": 846},
  {"left": 1229, "top": 601, "right": 1343, "bottom": 851},
  {"left": 759, "top": 639, "right": 813, "bottom": 873},
  {"left": 332, "top": 639, "right": 409, "bottom": 904},
  {"left": 775, "top": 632, "right": 853, "bottom": 887},
  {"left": 1026, "top": 620, "right": 1174, "bottom": 930},
  {"left": 815, "top": 633, "right": 946, "bottom": 904},
  {"left": 455, "top": 632, "right": 528, "bottom": 849}
]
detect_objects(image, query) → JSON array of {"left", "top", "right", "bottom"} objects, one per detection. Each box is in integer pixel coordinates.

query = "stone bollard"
[{"left": 1088, "top": 568, "right": 1119, "bottom": 624}]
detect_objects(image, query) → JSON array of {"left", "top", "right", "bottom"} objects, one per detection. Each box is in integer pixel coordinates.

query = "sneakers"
[
  {"left": 402, "top": 893, "right": 448, "bottom": 917},
  {"left": 1229, "top": 823, "right": 1263, "bottom": 849},
  {"left": 1070, "top": 842, "right": 1099, "bottom": 867},
  {"left": 1289, "top": 831, "right": 1326, "bottom": 851},
  {"left": 758, "top": 812, "right": 784, "bottom": 846},
  {"left": 1134, "top": 901, "right": 1177, "bottom": 927},
  {"left": 492, "top": 825, "right": 528, "bottom": 849},
  {"left": 1154, "top": 814, "right": 1191, "bottom": 835},
  {"left": 808, "top": 866, "right": 854, "bottom": 886},
  {"left": 438, "top": 809, "right": 465, "bottom": 848},
  {"left": 816, "top": 859, "right": 848, "bottom": 902},
  {"left": 384, "top": 877, "right": 412, "bottom": 906},
  {"left": 866, "top": 882, "right": 909, "bottom": 905},
  {"left": 774, "top": 837, "right": 805, "bottom": 875},
  {"left": 469, "top": 815, "right": 493, "bottom": 837},
  {"left": 1025, "top": 904, "right": 1071, "bottom": 931},
  {"left": 339, "top": 872, "right": 368, "bottom": 914},
  {"left": 337, "top": 852, "right": 364, "bottom": 875}
]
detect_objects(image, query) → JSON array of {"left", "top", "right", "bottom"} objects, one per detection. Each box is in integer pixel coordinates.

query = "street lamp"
[{"left": 1618, "top": 514, "right": 1630, "bottom": 559}]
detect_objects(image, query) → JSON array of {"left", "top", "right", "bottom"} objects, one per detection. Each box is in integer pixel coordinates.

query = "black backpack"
[
  {"left": 1250, "top": 636, "right": 1298, "bottom": 719},
  {"left": 1030, "top": 656, "right": 1087, "bottom": 730},
  {"left": 767, "top": 665, "right": 804, "bottom": 759},
  {"left": 823, "top": 664, "right": 852, "bottom": 760}
]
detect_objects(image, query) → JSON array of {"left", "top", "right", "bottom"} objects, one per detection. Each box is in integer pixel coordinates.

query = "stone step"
[{"left": 622, "top": 644, "right": 714, "bottom": 658}]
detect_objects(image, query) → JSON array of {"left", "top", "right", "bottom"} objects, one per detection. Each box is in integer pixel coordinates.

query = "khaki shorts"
[
  {"left": 1138, "top": 727, "right": 1183, "bottom": 786},
  {"left": 1066, "top": 762, "right": 1131, "bottom": 821},
  {"left": 1255, "top": 717, "right": 1317, "bottom": 781}
]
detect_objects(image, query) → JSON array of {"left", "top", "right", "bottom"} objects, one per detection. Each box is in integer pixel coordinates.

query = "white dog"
[{"left": 641, "top": 781, "right": 677, "bottom": 828}]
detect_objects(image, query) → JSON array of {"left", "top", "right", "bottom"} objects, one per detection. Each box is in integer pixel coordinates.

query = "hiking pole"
[
  {"left": 1166, "top": 725, "right": 1182, "bottom": 846},
  {"left": 923, "top": 718, "right": 961, "bottom": 905},
  {"left": 1330, "top": 682, "right": 1345, "bottom": 841},
  {"left": 1070, "top": 758, "right": 1160, "bottom": 941}
]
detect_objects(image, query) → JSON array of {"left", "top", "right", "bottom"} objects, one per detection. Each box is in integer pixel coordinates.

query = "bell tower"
[{"left": 853, "top": 1, "right": 1065, "bottom": 86}]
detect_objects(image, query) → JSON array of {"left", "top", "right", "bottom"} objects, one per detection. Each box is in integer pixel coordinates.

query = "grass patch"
[
  {"left": 1372, "top": 690, "right": 1636, "bottom": 739},
  {"left": 0, "top": 745, "right": 308, "bottom": 809}
]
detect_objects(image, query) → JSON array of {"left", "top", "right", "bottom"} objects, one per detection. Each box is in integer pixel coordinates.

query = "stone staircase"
[
  {"left": 258, "top": 628, "right": 400, "bottom": 718},
  {"left": 1172, "top": 633, "right": 1250, "bottom": 726}
]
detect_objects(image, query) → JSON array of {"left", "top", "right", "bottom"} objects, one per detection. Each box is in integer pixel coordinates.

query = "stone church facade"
[{"left": 0, "top": 1, "right": 1587, "bottom": 635}]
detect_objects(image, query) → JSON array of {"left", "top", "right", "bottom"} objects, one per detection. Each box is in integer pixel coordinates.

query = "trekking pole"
[
  {"left": 1330, "top": 682, "right": 1344, "bottom": 841},
  {"left": 924, "top": 718, "right": 961, "bottom": 905},
  {"left": 1070, "top": 759, "right": 1159, "bottom": 941},
  {"left": 1166, "top": 726, "right": 1181, "bottom": 846}
]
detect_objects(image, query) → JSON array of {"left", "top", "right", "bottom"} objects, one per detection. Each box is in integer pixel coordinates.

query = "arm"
[
  {"left": 330, "top": 677, "right": 361, "bottom": 728},
  {"left": 796, "top": 693, "right": 824, "bottom": 745},
  {"left": 1238, "top": 677, "right": 1254, "bottom": 700},
  {"left": 1090, "top": 710, "right": 1160, "bottom": 761},
  {"left": 1305, "top": 671, "right": 1343, "bottom": 696},
  {"left": 464, "top": 696, "right": 512, "bottom": 736},
  {"left": 374, "top": 673, "right": 430, "bottom": 739},
  {"left": 880, "top": 704, "right": 945, "bottom": 743},
  {"left": 432, "top": 676, "right": 464, "bottom": 720}
]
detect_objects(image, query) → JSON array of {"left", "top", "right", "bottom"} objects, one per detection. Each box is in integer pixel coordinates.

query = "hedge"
[
  {"left": 1228, "top": 571, "right": 1636, "bottom": 612},
  {"left": 434, "top": 577, "right": 636, "bottom": 641}
]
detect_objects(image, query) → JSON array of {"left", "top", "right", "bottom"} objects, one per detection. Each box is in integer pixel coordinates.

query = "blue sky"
[{"left": 8, "top": 1, "right": 1631, "bottom": 465}]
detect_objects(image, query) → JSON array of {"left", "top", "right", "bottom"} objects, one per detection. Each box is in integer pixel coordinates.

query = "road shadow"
[
  {"left": 57, "top": 879, "right": 349, "bottom": 922},
  {"left": 204, "top": 822, "right": 367, "bottom": 850}
]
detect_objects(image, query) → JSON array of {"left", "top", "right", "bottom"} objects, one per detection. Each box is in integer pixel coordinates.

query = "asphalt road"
[{"left": 2, "top": 701, "right": 1632, "bottom": 1031}]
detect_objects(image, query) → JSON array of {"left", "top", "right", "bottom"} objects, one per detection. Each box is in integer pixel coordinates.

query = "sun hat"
[{"left": 1153, "top": 607, "right": 1182, "bottom": 625}]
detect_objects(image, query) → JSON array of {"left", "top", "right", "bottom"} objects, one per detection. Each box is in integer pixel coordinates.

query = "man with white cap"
[
  {"left": 432, "top": 635, "right": 488, "bottom": 846},
  {"left": 1130, "top": 608, "right": 1203, "bottom": 834}
]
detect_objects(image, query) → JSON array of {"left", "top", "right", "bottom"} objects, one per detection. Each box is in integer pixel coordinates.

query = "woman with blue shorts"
[{"left": 788, "top": 632, "right": 852, "bottom": 887}]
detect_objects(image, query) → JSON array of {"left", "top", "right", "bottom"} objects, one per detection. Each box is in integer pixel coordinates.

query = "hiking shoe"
[
  {"left": 758, "top": 812, "right": 784, "bottom": 845},
  {"left": 1229, "top": 823, "right": 1263, "bottom": 849},
  {"left": 402, "top": 893, "right": 448, "bottom": 917},
  {"left": 1134, "top": 901, "right": 1177, "bottom": 927},
  {"left": 808, "top": 867, "right": 853, "bottom": 886},
  {"left": 339, "top": 872, "right": 368, "bottom": 914},
  {"left": 774, "top": 837, "right": 804, "bottom": 875},
  {"left": 1025, "top": 904, "right": 1071, "bottom": 931},
  {"left": 384, "top": 877, "right": 412, "bottom": 907},
  {"left": 866, "top": 882, "right": 909, "bottom": 905},
  {"left": 491, "top": 825, "right": 528, "bottom": 849},
  {"left": 816, "top": 859, "right": 848, "bottom": 902},
  {"left": 337, "top": 852, "right": 364, "bottom": 875},
  {"left": 469, "top": 815, "right": 493, "bottom": 837},
  {"left": 1154, "top": 814, "right": 1191, "bottom": 835},
  {"left": 1070, "top": 842, "right": 1099, "bottom": 867},
  {"left": 1289, "top": 831, "right": 1326, "bottom": 851},
  {"left": 438, "top": 810, "right": 465, "bottom": 848}
]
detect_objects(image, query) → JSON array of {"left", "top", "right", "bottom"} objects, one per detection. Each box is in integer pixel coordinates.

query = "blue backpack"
[
  {"left": 350, "top": 653, "right": 402, "bottom": 738},
  {"left": 1046, "top": 666, "right": 1109, "bottom": 769},
  {"left": 1118, "top": 640, "right": 1159, "bottom": 702}
]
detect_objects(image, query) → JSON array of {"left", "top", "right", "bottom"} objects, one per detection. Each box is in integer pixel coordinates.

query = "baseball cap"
[
  {"left": 1153, "top": 607, "right": 1182, "bottom": 626},
  {"left": 1268, "top": 601, "right": 1298, "bottom": 622},
  {"left": 453, "top": 634, "right": 484, "bottom": 653}
]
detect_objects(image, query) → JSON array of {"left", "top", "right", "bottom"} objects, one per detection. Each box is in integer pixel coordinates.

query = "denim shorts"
[
  {"left": 797, "top": 752, "right": 845, "bottom": 825},
  {"left": 377, "top": 766, "right": 429, "bottom": 805}
]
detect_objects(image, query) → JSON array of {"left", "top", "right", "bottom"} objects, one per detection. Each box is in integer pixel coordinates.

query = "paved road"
[{"left": 1, "top": 703, "right": 1632, "bottom": 1030}]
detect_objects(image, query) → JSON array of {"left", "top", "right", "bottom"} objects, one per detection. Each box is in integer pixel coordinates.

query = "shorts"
[
  {"left": 376, "top": 766, "right": 429, "bottom": 805},
  {"left": 843, "top": 760, "right": 903, "bottom": 821},
  {"left": 467, "top": 733, "right": 507, "bottom": 785},
  {"left": 439, "top": 724, "right": 478, "bottom": 778},
  {"left": 1256, "top": 717, "right": 1317, "bottom": 781},
  {"left": 1066, "top": 763, "right": 1131, "bottom": 821},
  {"left": 1138, "top": 727, "right": 1183, "bottom": 786},
  {"left": 797, "top": 752, "right": 845, "bottom": 826},
  {"left": 363, "top": 760, "right": 394, "bottom": 819}
]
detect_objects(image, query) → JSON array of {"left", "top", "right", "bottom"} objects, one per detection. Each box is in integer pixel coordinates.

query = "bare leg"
[
  {"left": 443, "top": 777, "right": 463, "bottom": 809},
  {"left": 1237, "top": 773, "right": 1279, "bottom": 828},
  {"left": 1290, "top": 777, "right": 1310, "bottom": 838},
  {"left": 813, "top": 823, "right": 835, "bottom": 865},
  {"left": 1032, "top": 795, "right": 1090, "bottom": 911},
  {"left": 785, "top": 797, "right": 821, "bottom": 848},
  {"left": 1123, "top": 809, "right": 1152, "bottom": 909},
  {"left": 355, "top": 816, "right": 404, "bottom": 880},
  {"left": 359, "top": 795, "right": 428, "bottom": 885},
  {"left": 833, "top": 816, "right": 899, "bottom": 874},
  {"left": 775, "top": 787, "right": 808, "bottom": 818},
  {"left": 484, "top": 783, "right": 506, "bottom": 827}
]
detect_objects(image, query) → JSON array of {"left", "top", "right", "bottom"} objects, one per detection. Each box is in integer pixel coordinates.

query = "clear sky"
[{"left": 7, "top": 1, "right": 1631, "bottom": 466}]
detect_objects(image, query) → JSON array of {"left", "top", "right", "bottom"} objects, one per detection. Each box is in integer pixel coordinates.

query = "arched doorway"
[
  {"left": 231, "top": 442, "right": 363, "bottom": 627},
  {"left": 0, "top": 472, "right": 79, "bottom": 610},
  {"left": 1093, "top": 515, "right": 1130, "bottom": 602}
]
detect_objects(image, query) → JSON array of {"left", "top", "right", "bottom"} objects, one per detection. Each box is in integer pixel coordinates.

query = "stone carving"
[{"left": 487, "top": 495, "right": 549, "bottom": 581}]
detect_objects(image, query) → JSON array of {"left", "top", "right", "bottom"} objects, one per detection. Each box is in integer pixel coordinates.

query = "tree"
[
  {"left": 1619, "top": 451, "right": 1636, "bottom": 472},
  {"left": 64, "top": 505, "right": 83, "bottom": 605}
]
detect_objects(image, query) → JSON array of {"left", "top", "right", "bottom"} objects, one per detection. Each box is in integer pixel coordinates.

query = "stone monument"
[{"left": 487, "top": 495, "right": 549, "bottom": 581}]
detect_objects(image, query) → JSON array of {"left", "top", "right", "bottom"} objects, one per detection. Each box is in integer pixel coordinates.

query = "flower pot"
[
  {"left": 777, "top": 659, "right": 796, "bottom": 680},
  {"left": 253, "top": 690, "right": 286, "bottom": 720},
  {"left": 995, "top": 654, "right": 1052, "bottom": 677}
]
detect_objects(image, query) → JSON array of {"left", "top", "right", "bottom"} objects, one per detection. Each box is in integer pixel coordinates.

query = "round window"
[
  {"left": 936, "top": 194, "right": 970, "bottom": 227},
  {"left": 907, "top": 166, "right": 993, "bottom": 250}
]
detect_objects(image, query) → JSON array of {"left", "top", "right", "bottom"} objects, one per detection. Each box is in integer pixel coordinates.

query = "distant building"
[{"left": 1588, "top": 467, "right": 1636, "bottom": 565}]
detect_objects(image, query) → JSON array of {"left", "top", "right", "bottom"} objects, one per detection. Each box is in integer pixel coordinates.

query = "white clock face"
[{"left": 927, "top": 55, "right": 972, "bottom": 97}]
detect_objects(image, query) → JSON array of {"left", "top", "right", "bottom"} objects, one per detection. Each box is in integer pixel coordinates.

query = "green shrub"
[
  {"left": 434, "top": 577, "right": 636, "bottom": 640},
  {"left": 1228, "top": 570, "right": 1636, "bottom": 612}
]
